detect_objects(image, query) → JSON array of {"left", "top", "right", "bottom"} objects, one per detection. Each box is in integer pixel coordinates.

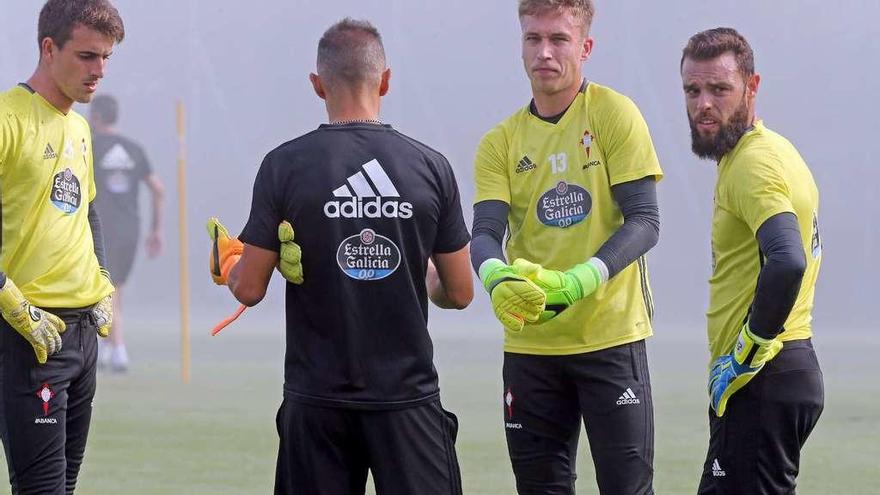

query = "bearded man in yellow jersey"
[
  {"left": 680, "top": 28, "right": 824, "bottom": 494},
  {"left": 472, "top": 1, "right": 662, "bottom": 492},
  {"left": 0, "top": 1, "right": 124, "bottom": 492}
]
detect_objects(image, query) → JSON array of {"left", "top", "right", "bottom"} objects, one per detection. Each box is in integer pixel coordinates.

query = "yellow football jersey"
[
  {"left": 474, "top": 82, "right": 663, "bottom": 355},
  {"left": 0, "top": 84, "right": 113, "bottom": 308},
  {"left": 708, "top": 120, "right": 821, "bottom": 361}
]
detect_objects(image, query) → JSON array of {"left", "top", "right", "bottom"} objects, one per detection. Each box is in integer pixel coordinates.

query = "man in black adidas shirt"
[
  {"left": 90, "top": 94, "right": 165, "bottom": 372},
  {"left": 219, "top": 18, "right": 473, "bottom": 495}
]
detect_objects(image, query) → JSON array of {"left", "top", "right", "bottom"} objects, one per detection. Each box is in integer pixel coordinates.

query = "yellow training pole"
[{"left": 177, "top": 101, "right": 191, "bottom": 384}]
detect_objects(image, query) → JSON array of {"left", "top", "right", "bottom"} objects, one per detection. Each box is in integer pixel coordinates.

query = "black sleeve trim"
[
  {"left": 594, "top": 177, "right": 660, "bottom": 278},
  {"left": 749, "top": 212, "right": 807, "bottom": 339},
  {"left": 88, "top": 202, "right": 109, "bottom": 274},
  {"left": 470, "top": 200, "right": 509, "bottom": 273}
]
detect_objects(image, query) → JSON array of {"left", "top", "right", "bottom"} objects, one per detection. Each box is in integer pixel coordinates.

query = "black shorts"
[
  {"left": 0, "top": 308, "right": 99, "bottom": 495},
  {"left": 105, "top": 225, "right": 139, "bottom": 285},
  {"left": 273, "top": 398, "right": 461, "bottom": 495},
  {"left": 698, "top": 338, "right": 824, "bottom": 494},
  {"left": 503, "top": 339, "right": 654, "bottom": 495}
]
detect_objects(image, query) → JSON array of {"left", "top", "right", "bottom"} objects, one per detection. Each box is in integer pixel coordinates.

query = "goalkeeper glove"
[
  {"left": 92, "top": 294, "right": 113, "bottom": 338},
  {"left": 0, "top": 277, "right": 66, "bottom": 364},
  {"left": 277, "top": 221, "right": 303, "bottom": 284},
  {"left": 512, "top": 258, "right": 604, "bottom": 323},
  {"left": 709, "top": 323, "right": 783, "bottom": 416},
  {"left": 207, "top": 217, "right": 243, "bottom": 285},
  {"left": 479, "top": 258, "right": 546, "bottom": 333}
]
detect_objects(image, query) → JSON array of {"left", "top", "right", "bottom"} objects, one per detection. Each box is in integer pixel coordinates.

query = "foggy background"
[{"left": 1, "top": 0, "right": 876, "bottom": 360}]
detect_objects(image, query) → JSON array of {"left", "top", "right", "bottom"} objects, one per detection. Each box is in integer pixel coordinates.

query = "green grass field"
[{"left": 2, "top": 315, "right": 876, "bottom": 494}]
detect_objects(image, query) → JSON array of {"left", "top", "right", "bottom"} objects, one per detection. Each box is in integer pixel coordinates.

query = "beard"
[{"left": 689, "top": 99, "right": 751, "bottom": 161}]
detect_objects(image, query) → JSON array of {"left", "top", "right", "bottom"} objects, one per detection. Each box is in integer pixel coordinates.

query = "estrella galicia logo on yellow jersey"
[
  {"left": 336, "top": 228, "right": 401, "bottom": 281},
  {"left": 50, "top": 168, "right": 82, "bottom": 214},
  {"left": 536, "top": 181, "right": 591, "bottom": 228}
]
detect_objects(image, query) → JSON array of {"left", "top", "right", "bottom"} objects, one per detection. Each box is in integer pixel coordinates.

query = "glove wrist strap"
[
  {"left": 0, "top": 278, "right": 24, "bottom": 314},
  {"left": 478, "top": 258, "right": 507, "bottom": 292},
  {"left": 566, "top": 261, "right": 603, "bottom": 300}
]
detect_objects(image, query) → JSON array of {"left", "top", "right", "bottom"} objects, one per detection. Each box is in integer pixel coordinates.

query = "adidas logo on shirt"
[
  {"left": 324, "top": 159, "right": 413, "bottom": 219},
  {"left": 43, "top": 143, "right": 57, "bottom": 160},
  {"left": 711, "top": 459, "right": 726, "bottom": 477},
  {"left": 616, "top": 388, "right": 641, "bottom": 406},
  {"left": 515, "top": 155, "right": 536, "bottom": 174}
]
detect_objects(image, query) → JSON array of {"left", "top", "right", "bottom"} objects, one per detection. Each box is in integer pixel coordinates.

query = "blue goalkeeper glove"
[
  {"left": 0, "top": 277, "right": 66, "bottom": 364},
  {"left": 709, "top": 323, "right": 783, "bottom": 416},
  {"left": 277, "top": 221, "right": 303, "bottom": 284},
  {"left": 511, "top": 258, "right": 604, "bottom": 323},
  {"left": 479, "top": 259, "right": 546, "bottom": 333}
]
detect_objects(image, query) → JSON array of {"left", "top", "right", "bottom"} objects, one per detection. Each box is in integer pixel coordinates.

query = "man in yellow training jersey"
[
  {"left": 680, "top": 27, "right": 824, "bottom": 494},
  {"left": 0, "top": 1, "right": 123, "bottom": 492},
  {"left": 472, "top": 1, "right": 662, "bottom": 492}
]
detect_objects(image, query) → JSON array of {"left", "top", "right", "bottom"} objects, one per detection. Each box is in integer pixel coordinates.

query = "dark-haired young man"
[
  {"left": 0, "top": 0, "right": 124, "bottom": 492},
  {"left": 680, "top": 27, "right": 824, "bottom": 494}
]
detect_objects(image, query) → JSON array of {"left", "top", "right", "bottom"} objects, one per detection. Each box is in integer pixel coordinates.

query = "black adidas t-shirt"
[
  {"left": 240, "top": 123, "right": 470, "bottom": 409},
  {"left": 92, "top": 133, "right": 152, "bottom": 237}
]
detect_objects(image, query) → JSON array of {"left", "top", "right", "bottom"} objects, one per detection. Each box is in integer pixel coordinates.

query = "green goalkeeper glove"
[
  {"left": 0, "top": 277, "right": 66, "bottom": 364},
  {"left": 277, "top": 221, "right": 303, "bottom": 284},
  {"left": 512, "top": 258, "right": 603, "bottom": 323},
  {"left": 479, "top": 259, "right": 546, "bottom": 333},
  {"left": 709, "top": 323, "right": 783, "bottom": 416}
]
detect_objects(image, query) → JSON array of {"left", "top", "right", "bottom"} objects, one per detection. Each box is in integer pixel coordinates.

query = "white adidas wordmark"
[
  {"left": 712, "top": 459, "right": 726, "bottom": 477},
  {"left": 616, "top": 387, "right": 641, "bottom": 405},
  {"left": 324, "top": 159, "right": 413, "bottom": 219}
]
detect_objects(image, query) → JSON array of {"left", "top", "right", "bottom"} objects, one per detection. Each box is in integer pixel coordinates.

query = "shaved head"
[{"left": 317, "top": 18, "right": 386, "bottom": 90}]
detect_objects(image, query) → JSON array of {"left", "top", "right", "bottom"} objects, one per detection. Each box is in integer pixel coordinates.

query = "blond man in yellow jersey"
[
  {"left": 0, "top": 1, "right": 124, "bottom": 492},
  {"left": 472, "top": 1, "right": 662, "bottom": 492},
  {"left": 681, "top": 28, "right": 824, "bottom": 494}
]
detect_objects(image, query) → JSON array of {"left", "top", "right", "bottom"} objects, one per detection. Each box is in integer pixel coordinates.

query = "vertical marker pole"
[{"left": 177, "top": 101, "right": 191, "bottom": 384}]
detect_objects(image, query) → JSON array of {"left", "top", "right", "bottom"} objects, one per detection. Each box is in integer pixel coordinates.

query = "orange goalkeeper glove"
[{"left": 206, "top": 217, "right": 243, "bottom": 285}]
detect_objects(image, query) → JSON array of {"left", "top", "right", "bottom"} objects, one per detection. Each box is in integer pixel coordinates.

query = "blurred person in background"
[
  {"left": 680, "top": 27, "right": 824, "bottom": 494},
  {"left": 471, "top": 0, "right": 662, "bottom": 493},
  {"left": 90, "top": 94, "right": 165, "bottom": 373},
  {"left": 0, "top": 0, "right": 123, "bottom": 492},
  {"left": 206, "top": 18, "right": 473, "bottom": 494}
]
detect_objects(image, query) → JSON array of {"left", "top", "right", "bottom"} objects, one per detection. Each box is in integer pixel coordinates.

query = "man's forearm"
[
  {"left": 593, "top": 177, "right": 660, "bottom": 279},
  {"left": 748, "top": 212, "right": 807, "bottom": 339}
]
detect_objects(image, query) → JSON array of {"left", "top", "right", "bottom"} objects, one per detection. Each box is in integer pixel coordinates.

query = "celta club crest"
[
  {"left": 36, "top": 383, "right": 55, "bottom": 416},
  {"left": 581, "top": 130, "right": 592, "bottom": 158},
  {"left": 505, "top": 387, "right": 514, "bottom": 418}
]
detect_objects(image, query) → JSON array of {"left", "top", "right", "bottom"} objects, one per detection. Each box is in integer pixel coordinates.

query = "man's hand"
[
  {"left": 277, "top": 221, "right": 303, "bottom": 284},
  {"left": 145, "top": 230, "right": 163, "bottom": 259},
  {"left": 207, "top": 217, "right": 243, "bottom": 285},
  {"left": 0, "top": 278, "right": 66, "bottom": 364},
  {"left": 479, "top": 259, "right": 545, "bottom": 333},
  {"left": 93, "top": 294, "right": 113, "bottom": 338},
  {"left": 709, "top": 323, "right": 783, "bottom": 416},
  {"left": 512, "top": 258, "right": 602, "bottom": 323}
]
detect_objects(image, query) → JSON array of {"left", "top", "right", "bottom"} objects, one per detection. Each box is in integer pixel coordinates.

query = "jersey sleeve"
[
  {"left": 595, "top": 94, "right": 663, "bottom": 186},
  {"left": 239, "top": 155, "right": 283, "bottom": 252},
  {"left": 473, "top": 126, "right": 511, "bottom": 204},
  {"left": 85, "top": 131, "right": 97, "bottom": 203},
  {"left": 0, "top": 110, "right": 15, "bottom": 174},
  {"left": 721, "top": 153, "right": 794, "bottom": 234},
  {"left": 432, "top": 156, "right": 471, "bottom": 254},
  {"left": 135, "top": 143, "right": 153, "bottom": 181}
]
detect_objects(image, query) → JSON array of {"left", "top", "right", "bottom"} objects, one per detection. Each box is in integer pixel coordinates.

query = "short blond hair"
[{"left": 518, "top": 0, "right": 595, "bottom": 35}]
